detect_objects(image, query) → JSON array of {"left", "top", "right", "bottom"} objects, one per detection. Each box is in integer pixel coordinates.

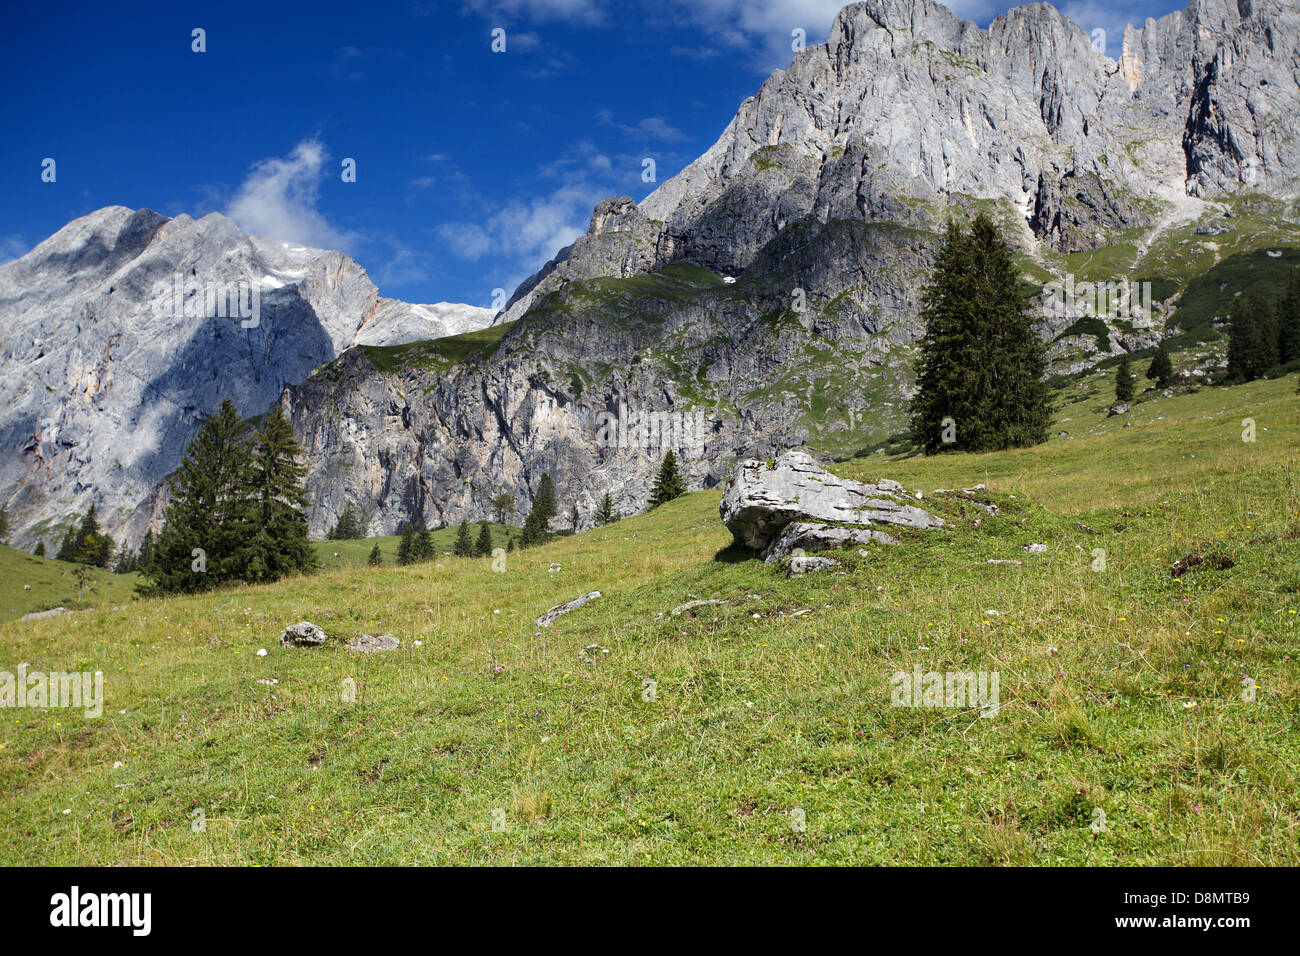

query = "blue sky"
[{"left": 1, "top": 0, "right": 1185, "bottom": 307}]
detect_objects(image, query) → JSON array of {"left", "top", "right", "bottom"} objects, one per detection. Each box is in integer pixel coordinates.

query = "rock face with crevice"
[
  {"left": 720, "top": 451, "right": 942, "bottom": 560},
  {"left": 0, "top": 206, "right": 493, "bottom": 550}
]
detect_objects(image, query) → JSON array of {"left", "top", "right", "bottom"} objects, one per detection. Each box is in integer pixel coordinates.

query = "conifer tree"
[
  {"left": 146, "top": 399, "right": 251, "bottom": 593},
  {"left": 1146, "top": 344, "right": 1175, "bottom": 389},
  {"left": 453, "top": 519, "right": 474, "bottom": 557},
  {"left": 1226, "top": 292, "right": 1278, "bottom": 382},
  {"left": 533, "top": 474, "right": 557, "bottom": 527},
  {"left": 55, "top": 526, "right": 76, "bottom": 563},
  {"left": 1277, "top": 269, "right": 1300, "bottom": 366},
  {"left": 475, "top": 520, "right": 493, "bottom": 557},
  {"left": 910, "top": 211, "right": 1051, "bottom": 453},
  {"left": 367, "top": 542, "right": 383, "bottom": 566},
  {"left": 1115, "top": 355, "right": 1135, "bottom": 403},
  {"left": 506, "top": 536, "right": 515, "bottom": 553},
  {"left": 414, "top": 528, "right": 434, "bottom": 561},
  {"left": 33, "top": 541, "right": 45, "bottom": 558},
  {"left": 136, "top": 530, "right": 155, "bottom": 576},
  {"left": 650, "top": 450, "right": 686, "bottom": 507},
  {"left": 239, "top": 407, "right": 315, "bottom": 583},
  {"left": 57, "top": 505, "right": 114, "bottom": 567},
  {"left": 595, "top": 492, "right": 616, "bottom": 526},
  {"left": 397, "top": 526, "right": 415, "bottom": 565},
  {"left": 520, "top": 475, "right": 558, "bottom": 547},
  {"left": 328, "top": 504, "right": 363, "bottom": 540},
  {"left": 0, "top": 506, "right": 8, "bottom": 544}
]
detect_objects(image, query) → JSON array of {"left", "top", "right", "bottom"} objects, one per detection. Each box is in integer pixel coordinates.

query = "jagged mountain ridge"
[
  {"left": 0, "top": 206, "right": 493, "bottom": 549},
  {"left": 286, "top": 0, "right": 1300, "bottom": 538},
  {"left": 501, "top": 0, "right": 1300, "bottom": 324}
]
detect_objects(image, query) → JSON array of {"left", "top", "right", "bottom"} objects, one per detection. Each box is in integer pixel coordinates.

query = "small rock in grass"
[
  {"left": 348, "top": 633, "right": 400, "bottom": 653},
  {"left": 282, "top": 621, "right": 328, "bottom": 647},
  {"left": 537, "top": 591, "right": 601, "bottom": 627}
]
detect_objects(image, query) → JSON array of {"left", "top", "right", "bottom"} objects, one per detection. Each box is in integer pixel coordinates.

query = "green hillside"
[
  {"left": 1, "top": 372, "right": 1296, "bottom": 865},
  {"left": 0, "top": 547, "right": 141, "bottom": 622}
]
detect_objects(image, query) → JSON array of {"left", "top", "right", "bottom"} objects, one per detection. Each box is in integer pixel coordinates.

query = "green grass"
[
  {"left": 314, "top": 523, "right": 521, "bottom": 570},
  {"left": 359, "top": 322, "right": 515, "bottom": 375},
  {"left": 0, "top": 546, "right": 141, "bottom": 622},
  {"left": 2, "top": 375, "right": 1297, "bottom": 865}
]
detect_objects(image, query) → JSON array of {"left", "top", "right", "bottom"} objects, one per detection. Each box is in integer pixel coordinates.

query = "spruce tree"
[
  {"left": 533, "top": 474, "right": 557, "bottom": 527},
  {"left": 0, "top": 506, "right": 8, "bottom": 544},
  {"left": 910, "top": 211, "right": 1051, "bottom": 453},
  {"left": 414, "top": 528, "right": 434, "bottom": 561},
  {"left": 34, "top": 540, "right": 45, "bottom": 558},
  {"left": 1226, "top": 292, "right": 1277, "bottom": 381},
  {"left": 519, "top": 475, "right": 558, "bottom": 547},
  {"left": 650, "top": 450, "right": 686, "bottom": 507},
  {"left": 1277, "top": 269, "right": 1300, "bottom": 365},
  {"left": 595, "top": 492, "right": 616, "bottom": 526},
  {"left": 397, "top": 526, "right": 415, "bottom": 565},
  {"left": 475, "top": 520, "right": 493, "bottom": 557},
  {"left": 520, "top": 505, "right": 546, "bottom": 548},
  {"left": 147, "top": 399, "right": 251, "bottom": 593},
  {"left": 240, "top": 407, "right": 315, "bottom": 583},
  {"left": 367, "top": 542, "right": 383, "bottom": 566},
  {"left": 55, "top": 525, "right": 77, "bottom": 563},
  {"left": 1115, "top": 355, "right": 1135, "bottom": 403},
  {"left": 454, "top": 519, "right": 474, "bottom": 557},
  {"left": 1146, "top": 344, "right": 1174, "bottom": 389},
  {"left": 136, "top": 530, "right": 155, "bottom": 577},
  {"left": 328, "top": 504, "right": 363, "bottom": 540},
  {"left": 56, "top": 505, "right": 113, "bottom": 567}
]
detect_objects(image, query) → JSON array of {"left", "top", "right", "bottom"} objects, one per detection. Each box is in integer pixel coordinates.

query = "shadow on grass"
[{"left": 713, "top": 542, "right": 756, "bottom": 564}]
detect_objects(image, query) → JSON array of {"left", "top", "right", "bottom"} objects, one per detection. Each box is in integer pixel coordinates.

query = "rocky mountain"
[
  {"left": 284, "top": 0, "right": 1300, "bottom": 538},
  {"left": 0, "top": 206, "right": 492, "bottom": 549},
  {"left": 5, "top": 0, "right": 1299, "bottom": 550}
]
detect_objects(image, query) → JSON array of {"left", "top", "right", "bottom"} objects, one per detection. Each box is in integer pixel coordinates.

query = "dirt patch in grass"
[{"left": 1170, "top": 551, "right": 1235, "bottom": 576}]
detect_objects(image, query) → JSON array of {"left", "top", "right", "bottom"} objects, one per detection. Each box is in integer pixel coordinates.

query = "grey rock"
[
  {"left": 1108, "top": 403, "right": 1130, "bottom": 416},
  {"left": 669, "top": 598, "right": 725, "bottom": 615},
  {"left": 762, "top": 521, "right": 898, "bottom": 563},
  {"left": 348, "top": 633, "right": 400, "bottom": 653},
  {"left": 536, "top": 591, "right": 602, "bottom": 627},
  {"left": 786, "top": 555, "right": 841, "bottom": 575},
  {"left": 0, "top": 207, "right": 493, "bottom": 550},
  {"left": 281, "top": 621, "right": 328, "bottom": 647},
  {"left": 721, "top": 450, "right": 941, "bottom": 552},
  {"left": 20, "top": 606, "right": 69, "bottom": 621},
  {"left": 1023, "top": 543, "right": 1048, "bottom": 554}
]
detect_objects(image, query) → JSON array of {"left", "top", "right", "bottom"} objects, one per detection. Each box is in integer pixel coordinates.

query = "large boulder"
[
  {"left": 720, "top": 451, "right": 943, "bottom": 555},
  {"left": 282, "top": 621, "right": 328, "bottom": 647},
  {"left": 763, "top": 521, "right": 899, "bottom": 563}
]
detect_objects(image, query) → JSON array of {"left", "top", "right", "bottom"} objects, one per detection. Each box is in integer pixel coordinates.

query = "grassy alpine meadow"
[{"left": 1, "top": 373, "right": 1297, "bottom": 866}]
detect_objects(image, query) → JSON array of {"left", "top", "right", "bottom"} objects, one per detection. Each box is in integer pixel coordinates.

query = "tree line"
[
  {"left": 141, "top": 399, "right": 315, "bottom": 593},
  {"left": 1226, "top": 270, "right": 1300, "bottom": 383}
]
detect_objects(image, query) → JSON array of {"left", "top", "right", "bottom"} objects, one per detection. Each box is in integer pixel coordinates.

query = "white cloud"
[
  {"left": 1057, "top": 1, "right": 1145, "bottom": 55},
  {"left": 225, "top": 139, "right": 354, "bottom": 252},
  {"left": 437, "top": 221, "right": 494, "bottom": 259},
  {"left": 0, "top": 234, "right": 27, "bottom": 265},
  {"left": 436, "top": 182, "right": 601, "bottom": 275},
  {"left": 596, "top": 109, "right": 686, "bottom": 142},
  {"left": 672, "top": 0, "right": 846, "bottom": 68},
  {"left": 457, "top": 0, "right": 607, "bottom": 24}
]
